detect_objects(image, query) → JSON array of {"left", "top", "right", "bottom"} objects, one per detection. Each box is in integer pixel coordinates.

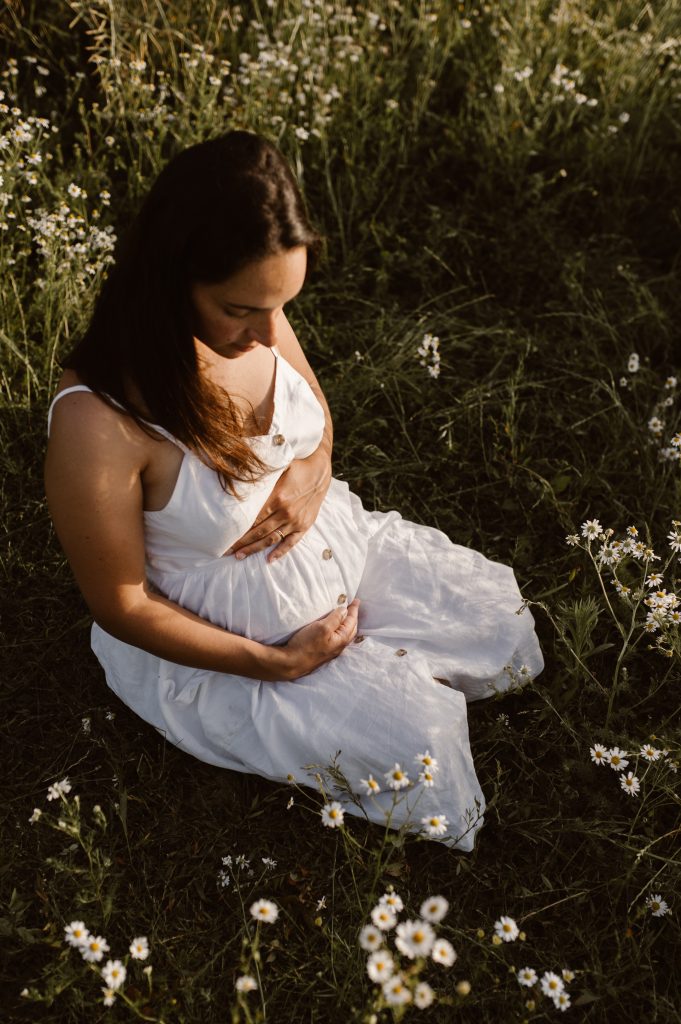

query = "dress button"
[
  {"left": 337, "top": 593, "right": 347, "bottom": 604},
  {"left": 353, "top": 634, "right": 365, "bottom": 644},
  {"left": 395, "top": 648, "right": 408, "bottom": 657},
  {"left": 272, "top": 433, "right": 286, "bottom": 446},
  {"left": 322, "top": 548, "right": 333, "bottom": 560}
]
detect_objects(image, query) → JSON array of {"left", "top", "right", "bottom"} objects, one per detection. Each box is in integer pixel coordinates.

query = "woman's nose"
[{"left": 249, "top": 312, "right": 280, "bottom": 346}]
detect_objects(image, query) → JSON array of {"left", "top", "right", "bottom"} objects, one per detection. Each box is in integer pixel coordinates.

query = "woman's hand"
[
  {"left": 280, "top": 599, "right": 360, "bottom": 679},
  {"left": 225, "top": 448, "right": 332, "bottom": 563}
]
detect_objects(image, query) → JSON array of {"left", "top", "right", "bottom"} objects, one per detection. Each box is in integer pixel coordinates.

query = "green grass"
[{"left": 1, "top": 1, "right": 680, "bottom": 1021}]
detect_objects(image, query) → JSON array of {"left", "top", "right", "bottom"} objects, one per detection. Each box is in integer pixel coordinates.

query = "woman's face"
[{"left": 190, "top": 246, "right": 308, "bottom": 359}]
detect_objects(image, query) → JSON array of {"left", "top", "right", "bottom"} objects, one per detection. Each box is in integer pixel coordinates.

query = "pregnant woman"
[{"left": 44, "top": 130, "right": 543, "bottom": 850}]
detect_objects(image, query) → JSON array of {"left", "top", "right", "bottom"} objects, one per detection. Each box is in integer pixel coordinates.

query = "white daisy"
[
  {"left": 321, "top": 802, "right": 345, "bottom": 828},
  {"left": 419, "top": 895, "right": 449, "bottom": 923},
  {"left": 360, "top": 775, "right": 380, "bottom": 795},
  {"left": 82, "top": 935, "right": 110, "bottom": 963},
  {"left": 29, "top": 808, "right": 42, "bottom": 823},
  {"left": 517, "top": 966, "right": 537, "bottom": 987},
  {"left": 645, "top": 894, "right": 670, "bottom": 917},
  {"left": 366, "top": 949, "right": 394, "bottom": 982},
  {"left": 421, "top": 813, "right": 449, "bottom": 837},
  {"left": 101, "top": 987, "right": 116, "bottom": 1007},
  {"left": 384, "top": 764, "right": 410, "bottom": 790},
  {"left": 359, "top": 924, "right": 383, "bottom": 951},
  {"left": 379, "top": 891, "right": 404, "bottom": 913},
  {"left": 620, "top": 771, "right": 640, "bottom": 796},
  {"left": 235, "top": 975, "right": 258, "bottom": 992},
  {"left": 415, "top": 751, "right": 439, "bottom": 772},
  {"left": 382, "top": 974, "right": 412, "bottom": 1006},
  {"left": 627, "top": 352, "right": 640, "bottom": 372},
  {"left": 414, "top": 981, "right": 435, "bottom": 1008},
  {"left": 129, "top": 936, "right": 149, "bottom": 960},
  {"left": 494, "top": 916, "right": 519, "bottom": 942},
  {"left": 370, "top": 904, "right": 397, "bottom": 931},
  {"left": 554, "top": 990, "right": 571, "bottom": 1011},
  {"left": 64, "top": 921, "right": 89, "bottom": 948},
  {"left": 562, "top": 968, "right": 575, "bottom": 982},
  {"left": 395, "top": 919, "right": 435, "bottom": 959},
  {"left": 639, "top": 745, "right": 661, "bottom": 762},
  {"left": 566, "top": 534, "right": 580, "bottom": 546},
  {"left": 46, "top": 777, "right": 72, "bottom": 801},
  {"left": 431, "top": 937, "right": 457, "bottom": 966},
  {"left": 540, "top": 971, "right": 564, "bottom": 997},
  {"left": 606, "top": 747, "right": 629, "bottom": 771},
  {"left": 590, "top": 743, "right": 608, "bottom": 765},
  {"left": 419, "top": 769, "right": 436, "bottom": 787},
  {"left": 581, "top": 519, "right": 604, "bottom": 540},
  {"left": 249, "top": 899, "right": 279, "bottom": 924},
  {"left": 101, "top": 960, "right": 126, "bottom": 990}
]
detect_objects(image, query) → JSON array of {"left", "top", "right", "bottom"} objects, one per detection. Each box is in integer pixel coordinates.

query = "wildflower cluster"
[
  {"left": 589, "top": 739, "right": 678, "bottom": 798},
  {"left": 565, "top": 519, "right": 681, "bottom": 654},
  {"left": 27, "top": 199, "right": 116, "bottom": 289},
  {"left": 516, "top": 963, "right": 576, "bottom": 1013},
  {"left": 359, "top": 890, "right": 462, "bottom": 1010},
  {"left": 319, "top": 751, "right": 452, "bottom": 839},
  {"left": 416, "top": 333, "right": 441, "bottom": 379},
  {"left": 231, "top": 897, "right": 280, "bottom": 1001},
  {"left": 489, "top": 915, "right": 577, "bottom": 1012},
  {"left": 63, "top": 921, "right": 150, "bottom": 1007},
  {"left": 646, "top": 371, "right": 680, "bottom": 462},
  {"left": 620, "top": 353, "right": 680, "bottom": 461}
]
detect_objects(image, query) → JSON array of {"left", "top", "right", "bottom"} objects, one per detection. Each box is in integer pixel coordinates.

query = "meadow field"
[{"left": 1, "top": 0, "right": 680, "bottom": 1020}]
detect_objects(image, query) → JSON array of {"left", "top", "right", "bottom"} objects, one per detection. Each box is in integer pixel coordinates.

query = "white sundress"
[{"left": 47, "top": 346, "right": 544, "bottom": 850}]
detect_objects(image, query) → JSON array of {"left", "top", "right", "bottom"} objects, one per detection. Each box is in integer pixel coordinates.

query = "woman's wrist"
[{"left": 256, "top": 641, "right": 300, "bottom": 682}]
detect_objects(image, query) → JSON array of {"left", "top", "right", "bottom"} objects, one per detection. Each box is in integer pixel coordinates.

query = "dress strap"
[
  {"left": 46, "top": 384, "right": 189, "bottom": 453},
  {"left": 47, "top": 385, "right": 95, "bottom": 436}
]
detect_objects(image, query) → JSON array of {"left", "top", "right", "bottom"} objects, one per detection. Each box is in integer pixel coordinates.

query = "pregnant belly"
[{"left": 148, "top": 517, "right": 368, "bottom": 646}]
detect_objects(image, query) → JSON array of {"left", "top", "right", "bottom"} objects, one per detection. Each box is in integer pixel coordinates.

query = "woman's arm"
[
  {"left": 44, "top": 392, "right": 356, "bottom": 681},
  {"left": 226, "top": 315, "right": 333, "bottom": 562}
]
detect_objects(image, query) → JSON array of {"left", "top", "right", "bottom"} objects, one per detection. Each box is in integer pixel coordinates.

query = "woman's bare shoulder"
[{"left": 48, "top": 370, "right": 149, "bottom": 459}]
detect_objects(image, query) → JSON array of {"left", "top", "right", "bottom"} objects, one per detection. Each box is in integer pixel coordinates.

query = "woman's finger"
[
  {"left": 225, "top": 521, "right": 287, "bottom": 558},
  {"left": 266, "top": 531, "right": 304, "bottom": 564}
]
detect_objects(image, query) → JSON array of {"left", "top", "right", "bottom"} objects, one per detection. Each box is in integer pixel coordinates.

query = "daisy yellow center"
[
  {"left": 393, "top": 771, "right": 404, "bottom": 780},
  {"left": 329, "top": 809, "right": 339, "bottom": 819},
  {"left": 651, "top": 901, "right": 660, "bottom": 910},
  {"left": 414, "top": 930, "right": 424, "bottom": 942},
  {"left": 549, "top": 980, "right": 558, "bottom": 990},
  {"left": 90, "top": 942, "right": 100, "bottom": 951},
  {"left": 503, "top": 923, "right": 512, "bottom": 932},
  {"left": 429, "top": 818, "right": 439, "bottom": 826}
]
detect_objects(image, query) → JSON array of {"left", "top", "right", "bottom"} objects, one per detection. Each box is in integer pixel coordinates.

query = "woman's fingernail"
[{"left": 235, "top": 552, "right": 246, "bottom": 560}]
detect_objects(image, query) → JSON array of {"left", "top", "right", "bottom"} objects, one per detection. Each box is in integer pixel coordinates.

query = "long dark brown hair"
[{"left": 63, "top": 130, "right": 325, "bottom": 495}]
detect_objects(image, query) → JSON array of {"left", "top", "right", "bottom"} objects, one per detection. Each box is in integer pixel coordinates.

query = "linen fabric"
[{"left": 47, "top": 346, "right": 544, "bottom": 850}]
